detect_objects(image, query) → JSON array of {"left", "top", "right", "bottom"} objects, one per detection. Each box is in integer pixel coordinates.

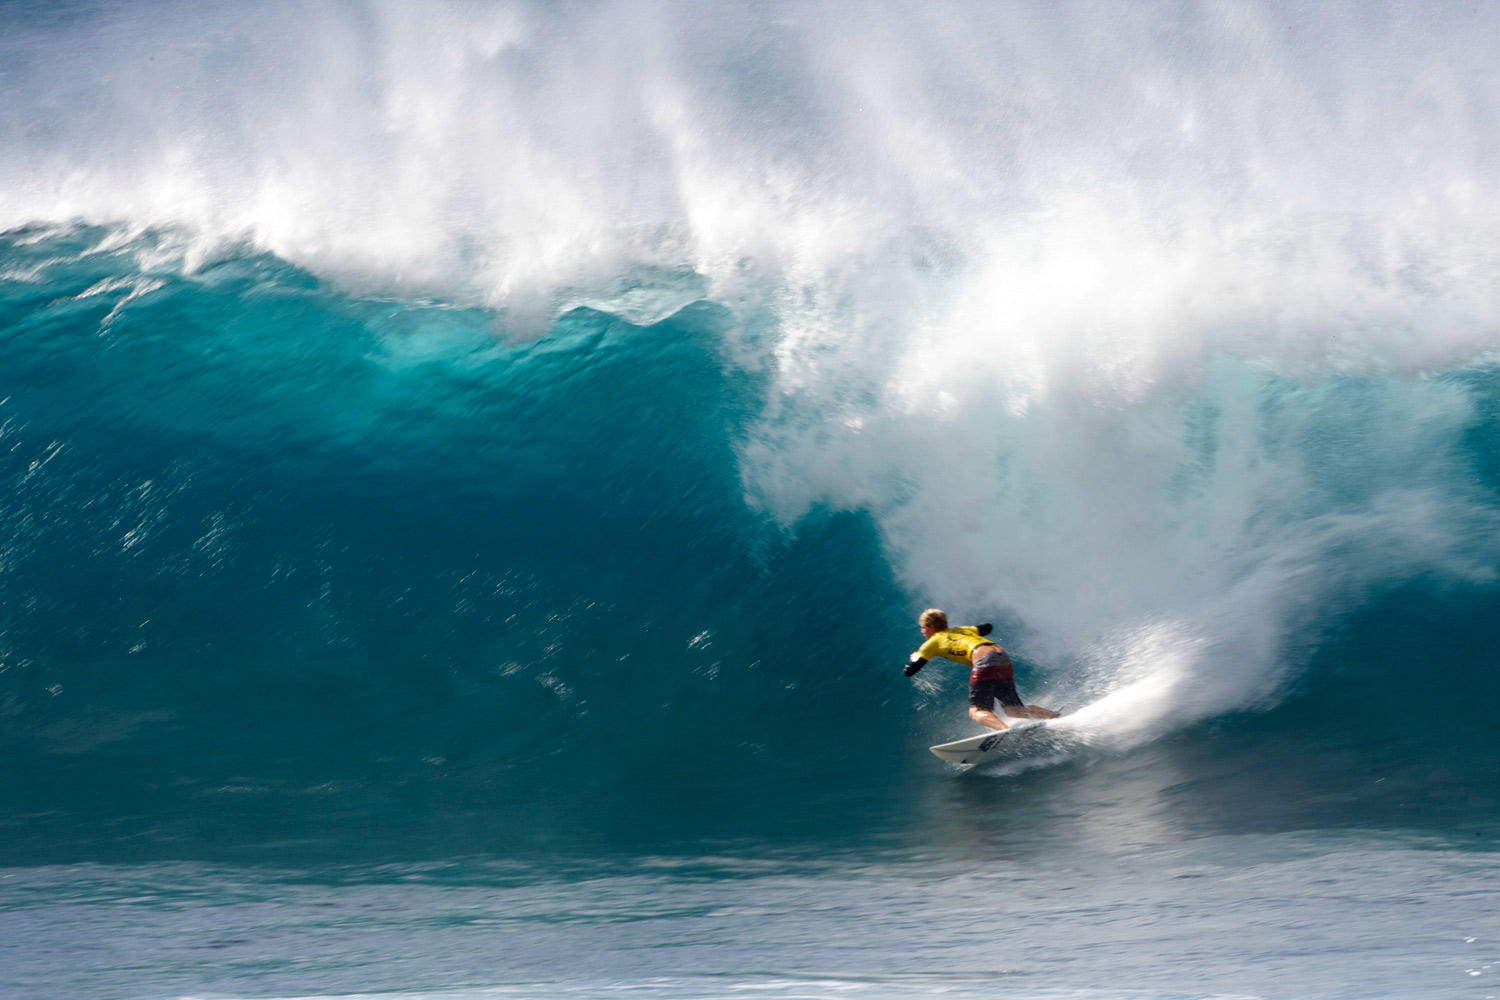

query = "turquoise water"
[{"left": 3, "top": 2, "right": 1500, "bottom": 997}]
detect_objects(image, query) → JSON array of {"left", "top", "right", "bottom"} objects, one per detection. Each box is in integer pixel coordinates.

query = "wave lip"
[{"left": 4, "top": 2, "right": 1500, "bottom": 343}]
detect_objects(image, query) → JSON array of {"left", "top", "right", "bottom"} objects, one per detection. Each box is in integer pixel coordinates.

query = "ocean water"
[{"left": 2, "top": 2, "right": 1499, "bottom": 998}]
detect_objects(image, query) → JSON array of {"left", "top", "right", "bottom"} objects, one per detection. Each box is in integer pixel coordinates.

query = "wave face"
[{"left": 3, "top": 1, "right": 1500, "bottom": 862}]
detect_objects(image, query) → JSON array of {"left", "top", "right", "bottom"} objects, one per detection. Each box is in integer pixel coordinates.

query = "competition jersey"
[{"left": 916, "top": 626, "right": 996, "bottom": 665}]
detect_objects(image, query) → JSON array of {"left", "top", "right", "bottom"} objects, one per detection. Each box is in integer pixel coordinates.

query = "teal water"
[{"left": 3, "top": 2, "right": 1500, "bottom": 997}]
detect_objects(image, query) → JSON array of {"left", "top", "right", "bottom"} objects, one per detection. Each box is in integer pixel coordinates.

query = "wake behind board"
[{"left": 929, "top": 720, "right": 1051, "bottom": 765}]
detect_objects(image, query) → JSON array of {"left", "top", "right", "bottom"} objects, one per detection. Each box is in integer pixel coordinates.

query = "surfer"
[{"left": 902, "top": 609, "right": 1058, "bottom": 731}]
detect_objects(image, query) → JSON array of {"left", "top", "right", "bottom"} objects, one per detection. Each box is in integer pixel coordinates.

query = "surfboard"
[{"left": 928, "top": 720, "right": 1051, "bottom": 764}]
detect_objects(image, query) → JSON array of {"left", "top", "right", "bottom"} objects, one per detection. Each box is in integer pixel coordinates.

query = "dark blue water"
[{"left": 3, "top": 2, "right": 1500, "bottom": 998}]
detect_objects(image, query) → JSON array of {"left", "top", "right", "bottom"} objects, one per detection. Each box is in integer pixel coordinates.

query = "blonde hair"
[{"left": 918, "top": 608, "right": 948, "bottom": 631}]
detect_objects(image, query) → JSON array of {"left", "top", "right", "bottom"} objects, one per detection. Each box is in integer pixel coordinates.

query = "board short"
[
  {"left": 969, "top": 677, "right": 1025, "bottom": 710},
  {"left": 969, "top": 646, "right": 1024, "bottom": 710}
]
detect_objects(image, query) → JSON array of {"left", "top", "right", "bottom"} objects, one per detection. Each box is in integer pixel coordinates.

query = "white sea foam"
[{"left": 6, "top": 0, "right": 1500, "bottom": 730}]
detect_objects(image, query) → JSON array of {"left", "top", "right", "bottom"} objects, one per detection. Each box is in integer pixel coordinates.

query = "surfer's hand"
[{"left": 903, "top": 655, "right": 925, "bottom": 677}]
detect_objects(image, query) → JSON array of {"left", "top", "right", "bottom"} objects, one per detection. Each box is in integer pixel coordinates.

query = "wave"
[
  {"left": 3, "top": 2, "right": 1500, "bottom": 859},
  {"left": 1, "top": 223, "right": 1497, "bottom": 863}
]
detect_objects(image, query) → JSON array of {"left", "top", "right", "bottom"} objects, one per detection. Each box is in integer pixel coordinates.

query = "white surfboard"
[{"left": 929, "top": 720, "right": 1051, "bottom": 764}]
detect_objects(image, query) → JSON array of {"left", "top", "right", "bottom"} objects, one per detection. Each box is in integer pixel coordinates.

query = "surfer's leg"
[
  {"left": 993, "top": 678, "right": 1060, "bottom": 719},
  {"left": 968, "top": 705, "right": 1009, "bottom": 731},
  {"left": 968, "top": 683, "right": 1009, "bottom": 730},
  {"left": 1000, "top": 703, "right": 1059, "bottom": 719}
]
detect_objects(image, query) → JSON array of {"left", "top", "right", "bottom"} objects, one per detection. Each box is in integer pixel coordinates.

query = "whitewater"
[{"left": 1, "top": 1, "right": 1498, "bottom": 998}]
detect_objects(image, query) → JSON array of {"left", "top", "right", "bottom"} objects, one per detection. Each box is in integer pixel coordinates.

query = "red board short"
[{"left": 969, "top": 647, "right": 1023, "bottom": 710}]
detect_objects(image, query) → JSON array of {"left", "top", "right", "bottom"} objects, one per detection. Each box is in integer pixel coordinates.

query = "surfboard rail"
[{"left": 928, "top": 720, "right": 1048, "bottom": 764}]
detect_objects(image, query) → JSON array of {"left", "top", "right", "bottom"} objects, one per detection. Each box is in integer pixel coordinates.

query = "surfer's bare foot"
[
  {"left": 1003, "top": 705, "right": 1059, "bottom": 720},
  {"left": 969, "top": 707, "right": 1009, "bottom": 731}
]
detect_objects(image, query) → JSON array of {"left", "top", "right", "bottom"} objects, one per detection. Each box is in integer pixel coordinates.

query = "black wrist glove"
[
  {"left": 977, "top": 623, "right": 993, "bottom": 636},
  {"left": 903, "top": 654, "right": 926, "bottom": 677}
]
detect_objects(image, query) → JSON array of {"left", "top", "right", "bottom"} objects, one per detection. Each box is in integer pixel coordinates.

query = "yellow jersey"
[{"left": 916, "top": 626, "right": 997, "bottom": 665}]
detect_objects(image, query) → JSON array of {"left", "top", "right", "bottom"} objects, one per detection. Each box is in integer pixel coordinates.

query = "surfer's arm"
[
  {"left": 903, "top": 653, "right": 928, "bottom": 677},
  {"left": 977, "top": 623, "right": 992, "bottom": 636}
]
